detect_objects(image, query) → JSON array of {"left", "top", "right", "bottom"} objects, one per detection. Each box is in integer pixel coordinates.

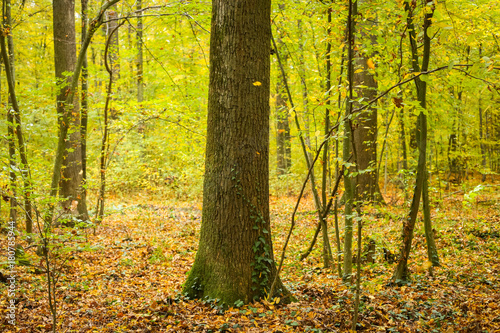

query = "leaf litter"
[{"left": 1, "top": 185, "right": 499, "bottom": 332}]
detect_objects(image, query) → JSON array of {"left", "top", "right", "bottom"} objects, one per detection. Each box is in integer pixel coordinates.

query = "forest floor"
[{"left": 2, "top": 177, "right": 500, "bottom": 332}]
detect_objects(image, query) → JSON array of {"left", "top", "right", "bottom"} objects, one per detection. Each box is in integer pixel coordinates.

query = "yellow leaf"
[
  {"left": 423, "top": 260, "right": 433, "bottom": 270},
  {"left": 367, "top": 58, "right": 375, "bottom": 69},
  {"left": 253, "top": 81, "right": 262, "bottom": 86}
]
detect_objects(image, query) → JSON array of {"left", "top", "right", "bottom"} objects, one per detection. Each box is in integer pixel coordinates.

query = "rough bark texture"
[
  {"left": 183, "top": 0, "right": 289, "bottom": 305},
  {"left": 352, "top": 8, "right": 383, "bottom": 204},
  {"left": 53, "top": 0, "right": 88, "bottom": 221}
]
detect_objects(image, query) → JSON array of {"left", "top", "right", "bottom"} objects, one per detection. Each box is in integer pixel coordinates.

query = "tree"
[
  {"left": 52, "top": 0, "right": 88, "bottom": 220},
  {"left": 106, "top": 7, "right": 120, "bottom": 79},
  {"left": 352, "top": 3, "right": 384, "bottom": 203},
  {"left": 136, "top": 0, "right": 144, "bottom": 102},
  {"left": 342, "top": 0, "right": 357, "bottom": 284},
  {"left": 392, "top": 0, "right": 439, "bottom": 282},
  {"left": 2, "top": 0, "right": 33, "bottom": 233},
  {"left": 81, "top": 0, "right": 89, "bottom": 208},
  {"left": 183, "top": 0, "right": 289, "bottom": 305},
  {"left": 275, "top": 17, "right": 291, "bottom": 176}
]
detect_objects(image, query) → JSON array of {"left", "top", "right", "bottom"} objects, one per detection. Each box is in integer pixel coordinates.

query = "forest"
[{"left": 0, "top": 0, "right": 499, "bottom": 332}]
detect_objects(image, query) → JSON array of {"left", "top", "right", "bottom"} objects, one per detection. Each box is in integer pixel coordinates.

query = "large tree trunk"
[
  {"left": 353, "top": 56, "right": 383, "bottom": 203},
  {"left": 183, "top": 0, "right": 289, "bottom": 305},
  {"left": 53, "top": 0, "right": 88, "bottom": 221},
  {"left": 352, "top": 2, "right": 383, "bottom": 204}
]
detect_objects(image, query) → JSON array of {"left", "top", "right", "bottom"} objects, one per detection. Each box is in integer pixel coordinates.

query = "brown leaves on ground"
[{"left": 1, "top": 182, "right": 500, "bottom": 332}]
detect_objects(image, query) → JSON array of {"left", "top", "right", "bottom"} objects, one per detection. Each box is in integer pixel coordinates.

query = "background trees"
[{"left": 1, "top": 0, "right": 497, "bottom": 208}]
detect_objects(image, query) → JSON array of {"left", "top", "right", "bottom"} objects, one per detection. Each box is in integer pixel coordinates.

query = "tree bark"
[
  {"left": 53, "top": 0, "right": 89, "bottom": 222},
  {"left": 183, "top": 0, "right": 289, "bottom": 305},
  {"left": 352, "top": 56, "right": 383, "bottom": 202},
  {"left": 352, "top": 1, "right": 383, "bottom": 204}
]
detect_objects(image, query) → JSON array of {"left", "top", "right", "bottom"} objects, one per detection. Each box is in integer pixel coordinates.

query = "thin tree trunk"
[
  {"left": 297, "top": 19, "right": 310, "bottom": 149},
  {"left": 81, "top": 0, "right": 89, "bottom": 198},
  {"left": 275, "top": 7, "right": 291, "bottom": 176},
  {"left": 107, "top": 7, "right": 120, "bottom": 104},
  {"left": 3, "top": 9, "right": 17, "bottom": 227},
  {"left": 422, "top": 170, "right": 439, "bottom": 268},
  {"left": 271, "top": 31, "right": 327, "bottom": 264},
  {"left": 96, "top": 23, "right": 120, "bottom": 223},
  {"left": 275, "top": 23, "right": 291, "bottom": 176},
  {"left": 478, "top": 45, "right": 487, "bottom": 182},
  {"left": 7, "top": 89, "right": 17, "bottom": 227},
  {"left": 398, "top": 96, "right": 408, "bottom": 170},
  {"left": 136, "top": 0, "right": 144, "bottom": 102},
  {"left": 320, "top": 3, "right": 333, "bottom": 269},
  {"left": 343, "top": 0, "right": 357, "bottom": 283},
  {"left": 1, "top": 4, "right": 32, "bottom": 233},
  {"left": 392, "top": 0, "right": 435, "bottom": 282}
]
